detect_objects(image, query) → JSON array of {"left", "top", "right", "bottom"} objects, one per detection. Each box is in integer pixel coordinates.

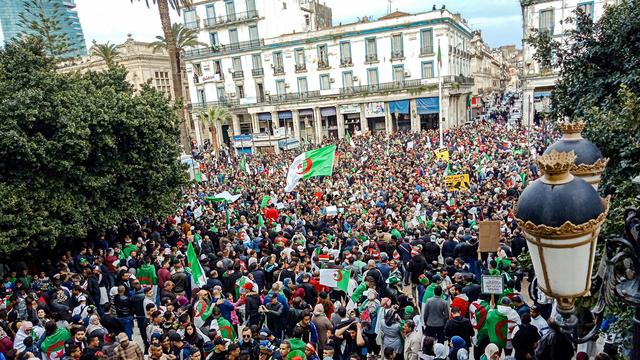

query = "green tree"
[
  {"left": 150, "top": 23, "right": 206, "bottom": 86},
  {"left": 132, "top": 0, "right": 193, "bottom": 150},
  {"left": 199, "top": 106, "right": 233, "bottom": 156},
  {"left": 0, "top": 36, "right": 187, "bottom": 253},
  {"left": 90, "top": 41, "right": 120, "bottom": 68},
  {"left": 18, "top": 0, "right": 72, "bottom": 59}
]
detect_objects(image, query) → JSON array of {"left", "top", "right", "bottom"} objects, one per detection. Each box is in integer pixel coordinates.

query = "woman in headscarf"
[
  {"left": 86, "top": 315, "right": 107, "bottom": 339},
  {"left": 448, "top": 336, "right": 468, "bottom": 360},
  {"left": 358, "top": 290, "right": 381, "bottom": 357},
  {"left": 433, "top": 343, "right": 448, "bottom": 360},
  {"left": 380, "top": 308, "right": 404, "bottom": 360},
  {"left": 13, "top": 321, "right": 34, "bottom": 352}
]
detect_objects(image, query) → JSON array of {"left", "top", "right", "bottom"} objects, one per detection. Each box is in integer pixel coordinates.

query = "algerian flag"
[
  {"left": 194, "top": 299, "right": 214, "bottom": 328},
  {"left": 211, "top": 317, "right": 237, "bottom": 341},
  {"left": 240, "top": 156, "right": 248, "bottom": 173},
  {"left": 257, "top": 214, "right": 265, "bottom": 229},
  {"left": 285, "top": 144, "right": 336, "bottom": 192},
  {"left": 444, "top": 163, "right": 451, "bottom": 176},
  {"left": 186, "top": 242, "right": 207, "bottom": 287},
  {"left": 346, "top": 130, "right": 355, "bottom": 148},
  {"left": 136, "top": 264, "right": 158, "bottom": 286},
  {"left": 437, "top": 40, "right": 442, "bottom": 68},
  {"left": 319, "top": 269, "right": 351, "bottom": 292},
  {"left": 41, "top": 327, "right": 71, "bottom": 360},
  {"left": 206, "top": 191, "right": 242, "bottom": 203}
]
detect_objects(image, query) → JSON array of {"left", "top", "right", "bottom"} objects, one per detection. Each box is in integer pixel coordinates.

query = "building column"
[
  {"left": 314, "top": 107, "right": 322, "bottom": 144},
  {"left": 271, "top": 111, "right": 279, "bottom": 133},
  {"left": 441, "top": 91, "right": 450, "bottom": 130},
  {"left": 250, "top": 113, "right": 259, "bottom": 134},
  {"left": 384, "top": 102, "right": 392, "bottom": 134},
  {"left": 523, "top": 87, "right": 534, "bottom": 126},
  {"left": 232, "top": 114, "right": 241, "bottom": 136},
  {"left": 410, "top": 99, "right": 420, "bottom": 133},
  {"left": 292, "top": 110, "right": 301, "bottom": 140},
  {"left": 359, "top": 103, "right": 368, "bottom": 133},
  {"left": 337, "top": 107, "right": 345, "bottom": 139}
]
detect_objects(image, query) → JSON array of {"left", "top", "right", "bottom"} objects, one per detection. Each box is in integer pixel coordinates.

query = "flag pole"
[{"left": 438, "top": 38, "right": 444, "bottom": 149}]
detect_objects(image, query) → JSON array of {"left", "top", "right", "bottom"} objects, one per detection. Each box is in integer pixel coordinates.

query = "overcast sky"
[{"left": 75, "top": 0, "right": 523, "bottom": 50}]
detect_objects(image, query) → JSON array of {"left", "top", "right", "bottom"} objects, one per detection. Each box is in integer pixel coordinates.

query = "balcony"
[
  {"left": 183, "top": 39, "right": 264, "bottom": 60},
  {"left": 340, "top": 57, "right": 352, "bottom": 67},
  {"left": 420, "top": 47, "right": 434, "bottom": 56},
  {"left": 391, "top": 50, "right": 404, "bottom": 60},
  {"left": 317, "top": 60, "right": 330, "bottom": 70},
  {"left": 252, "top": 68, "right": 264, "bottom": 77},
  {"left": 232, "top": 70, "right": 244, "bottom": 80},
  {"left": 273, "top": 65, "right": 285, "bottom": 75},
  {"left": 202, "top": 10, "right": 259, "bottom": 29},
  {"left": 365, "top": 54, "right": 378, "bottom": 63},
  {"left": 184, "top": 20, "right": 200, "bottom": 29},
  {"left": 295, "top": 63, "right": 306, "bottom": 72}
]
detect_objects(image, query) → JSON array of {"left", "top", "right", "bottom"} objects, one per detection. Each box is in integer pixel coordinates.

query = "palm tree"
[
  {"left": 90, "top": 41, "right": 120, "bottom": 68},
  {"left": 132, "top": 0, "right": 192, "bottom": 150},
  {"left": 199, "top": 106, "right": 233, "bottom": 156},
  {"left": 149, "top": 23, "right": 206, "bottom": 79}
]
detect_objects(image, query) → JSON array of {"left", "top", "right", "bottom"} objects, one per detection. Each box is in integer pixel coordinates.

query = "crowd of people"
[{"left": 0, "top": 118, "right": 615, "bottom": 360}]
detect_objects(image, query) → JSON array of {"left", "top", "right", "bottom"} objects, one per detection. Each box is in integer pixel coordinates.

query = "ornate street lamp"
[
  {"left": 515, "top": 150, "right": 610, "bottom": 334},
  {"left": 544, "top": 121, "right": 609, "bottom": 189}
]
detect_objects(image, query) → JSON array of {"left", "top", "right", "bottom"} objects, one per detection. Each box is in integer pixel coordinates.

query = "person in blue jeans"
[{"left": 113, "top": 285, "right": 134, "bottom": 340}]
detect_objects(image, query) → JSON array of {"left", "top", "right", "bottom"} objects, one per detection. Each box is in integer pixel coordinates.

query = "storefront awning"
[
  {"left": 278, "top": 111, "right": 293, "bottom": 120},
  {"left": 320, "top": 107, "right": 337, "bottom": 117},
  {"left": 389, "top": 100, "right": 410, "bottom": 115},
  {"left": 534, "top": 91, "right": 551, "bottom": 98},
  {"left": 258, "top": 112, "right": 272, "bottom": 121},
  {"left": 299, "top": 109, "right": 314, "bottom": 116},
  {"left": 417, "top": 97, "right": 439, "bottom": 115}
]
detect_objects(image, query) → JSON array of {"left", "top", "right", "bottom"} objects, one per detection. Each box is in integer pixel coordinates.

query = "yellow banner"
[
  {"left": 445, "top": 174, "right": 470, "bottom": 191},
  {"left": 435, "top": 148, "right": 449, "bottom": 161}
]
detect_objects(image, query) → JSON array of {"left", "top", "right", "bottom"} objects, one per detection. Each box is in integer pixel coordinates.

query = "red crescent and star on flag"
[
  {"left": 296, "top": 158, "right": 313, "bottom": 175},
  {"left": 333, "top": 271, "right": 343, "bottom": 282}
]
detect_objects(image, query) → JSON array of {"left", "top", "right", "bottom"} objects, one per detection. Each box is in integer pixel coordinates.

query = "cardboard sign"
[
  {"left": 481, "top": 275, "right": 504, "bottom": 294},
  {"left": 478, "top": 221, "right": 501, "bottom": 252},
  {"left": 435, "top": 148, "right": 450, "bottom": 161},
  {"left": 445, "top": 174, "right": 471, "bottom": 191}
]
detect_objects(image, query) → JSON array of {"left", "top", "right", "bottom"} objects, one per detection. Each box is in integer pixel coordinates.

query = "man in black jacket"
[
  {"left": 113, "top": 285, "right": 133, "bottom": 339},
  {"left": 444, "top": 307, "right": 474, "bottom": 350},
  {"left": 129, "top": 280, "right": 148, "bottom": 350}
]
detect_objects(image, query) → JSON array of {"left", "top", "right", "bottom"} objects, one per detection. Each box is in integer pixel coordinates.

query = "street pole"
[{"left": 437, "top": 38, "right": 444, "bottom": 148}]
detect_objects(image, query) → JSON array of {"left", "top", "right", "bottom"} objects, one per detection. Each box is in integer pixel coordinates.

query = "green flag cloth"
[
  {"left": 520, "top": 172, "right": 527, "bottom": 184},
  {"left": 390, "top": 228, "right": 402, "bottom": 240},
  {"left": 444, "top": 163, "right": 451, "bottom": 176},
  {"left": 470, "top": 299, "right": 491, "bottom": 330},
  {"left": 194, "top": 299, "right": 214, "bottom": 326},
  {"left": 260, "top": 196, "right": 271, "bottom": 208},
  {"left": 186, "top": 242, "right": 207, "bottom": 287},
  {"left": 483, "top": 309, "right": 509, "bottom": 349},
  {"left": 285, "top": 144, "right": 336, "bottom": 192},
  {"left": 41, "top": 327, "right": 71, "bottom": 360},
  {"left": 257, "top": 214, "right": 265, "bottom": 229},
  {"left": 240, "top": 156, "right": 247, "bottom": 173},
  {"left": 212, "top": 317, "right": 237, "bottom": 341},
  {"left": 121, "top": 244, "right": 139, "bottom": 259},
  {"left": 195, "top": 172, "right": 202, "bottom": 182},
  {"left": 136, "top": 264, "right": 158, "bottom": 286}
]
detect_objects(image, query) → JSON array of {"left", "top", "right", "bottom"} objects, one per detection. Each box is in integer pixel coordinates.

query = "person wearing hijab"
[
  {"left": 380, "top": 309, "right": 404, "bottom": 360},
  {"left": 13, "top": 321, "right": 35, "bottom": 352},
  {"left": 86, "top": 315, "right": 107, "bottom": 339},
  {"left": 433, "top": 343, "right": 448, "bottom": 360},
  {"left": 448, "top": 336, "right": 468, "bottom": 360}
]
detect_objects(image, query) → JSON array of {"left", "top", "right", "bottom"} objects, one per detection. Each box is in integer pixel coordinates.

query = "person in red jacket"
[
  {"left": 450, "top": 284, "right": 470, "bottom": 318},
  {"left": 265, "top": 204, "right": 279, "bottom": 224}
]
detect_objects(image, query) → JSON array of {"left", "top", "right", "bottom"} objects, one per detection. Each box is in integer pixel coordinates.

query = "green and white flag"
[
  {"left": 346, "top": 130, "right": 355, "bottom": 148},
  {"left": 186, "top": 242, "right": 207, "bottom": 287},
  {"left": 319, "top": 268, "right": 351, "bottom": 292},
  {"left": 239, "top": 156, "right": 248, "bottom": 173},
  {"left": 136, "top": 264, "right": 158, "bottom": 286},
  {"left": 257, "top": 214, "right": 265, "bottom": 229},
  {"left": 40, "top": 327, "right": 71, "bottom": 360},
  {"left": 285, "top": 144, "right": 336, "bottom": 192}
]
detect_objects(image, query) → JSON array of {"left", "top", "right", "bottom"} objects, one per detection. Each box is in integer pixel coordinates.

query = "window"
[
  {"left": 273, "top": 51, "right": 284, "bottom": 74},
  {"left": 205, "top": 4, "right": 216, "bottom": 19},
  {"left": 422, "top": 61, "right": 434, "bottom": 79},
  {"left": 184, "top": 9, "right": 197, "bottom": 29},
  {"left": 232, "top": 57, "right": 242, "bottom": 71},
  {"left": 196, "top": 89, "right": 206, "bottom": 104},
  {"left": 298, "top": 77, "right": 308, "bottom": 94},
  {"left": 252, "top": 54, "right": 262, "bottom": 69},
  {"left": 539, "top": 9, "right": 554, "bottom": 34},
  {"left": 391, "top": 34, "right": 403, "bottom": 58},
  {"left": 365, "top": 37, "right": 377, "bottom": 62},
  {"left": 246, "top": 0, "right": 256, "bottom": 15},
  {"left": 193, "top": 63, "right": 202, "bottom": 76},
  {"left": 342, "top": 71, "right": 353, "bottom": 89},
  {"left": 213, "top": 60, "right": 222, "bottom": 76},
  {"left": 228, "top": 29, "right": 239, "bottom": 46},
  {"left": 393, "top": 65, "right": 404, "bottom": 82},
  {"left": 282, "top": 2, "right": 287, "bottom": 9},
  {"left": 420, "top": 29, "right": 433, "bottom": 54},
  {"left": 237, "top": 85, "right": 245, "bottom": 98},
  {"left": 225, "top": 0, "right": 236, "bottom": 19},
  {"left": 340, "top": 41, "right": 352, "bottom": 65},
  {"left": 318, "top": 44, "right": 329, "bottom": 68},
  {"left": 209, "top": 32, "right": 219, "bottom": 46},
  {"left": 367, "top": 68, "right": 379, "bottom": 86},
  {"left": 154, "top": 71, "right": 171, "bottom": 96},
  {"left": 216, "top": 86, "right": 226, "bottom": 101},
  {"left": 295, "top": 48, "right": 306, "bottom": 70},
  {"left": 577, "top": 2, "right": 594, "bottom": 17},
  {"left": 320, "top": 74, "right": 330, "bottom": 90},
  {"left": 248, "top": 25, "right": 259, "bottom": 42},
  {"left": 276, "top": 80, "right": 286, "bottom": 95}
]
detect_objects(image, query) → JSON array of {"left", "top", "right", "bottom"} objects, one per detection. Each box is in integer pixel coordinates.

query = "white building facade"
[
  {"left": 183, "top": 1, "right": 474, "bottom": 153},
  {"left": 521, "top": 0, "right": 617, "bottom": 125}
]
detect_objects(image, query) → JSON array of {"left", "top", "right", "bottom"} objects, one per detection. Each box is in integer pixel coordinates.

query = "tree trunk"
[
  {"left": 211, "top": 123, "right": 219, "bottom": 158},
  {"left": 157, "top": 0, "right": 191, "bottom": 152}
]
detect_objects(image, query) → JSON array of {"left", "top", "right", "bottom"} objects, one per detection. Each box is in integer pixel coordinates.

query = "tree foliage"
[
  {"left": 149, "top": 23, "right": 206, "bottom": 54},
  {"left": 18, "top": 0, "right": 72, "bottom": 59},
  {"left": 90, "top": 41, "right": 120, "bottom": 68},
  {"left": 0, "top": 37, "right": 188, "bottom": 253},
  {"left": 525, "top": 0, "right": 640, "bottom": 233}
]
